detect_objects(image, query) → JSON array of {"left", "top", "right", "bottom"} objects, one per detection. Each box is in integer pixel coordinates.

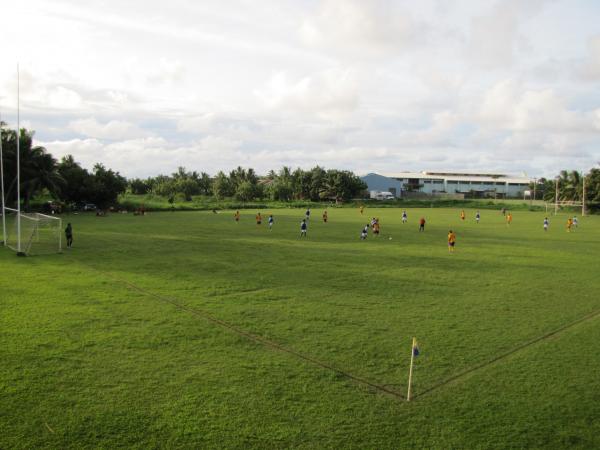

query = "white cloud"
[
  {"left": 299, "top": 0, "right": 414, "bottom": 59},
  {"left": 579, "top": 35, "right": 600, "bottom": 80},
  {"left": 68, "top": 117, "right": 149, "bottom": 140},
  {"left": 255, "top": 69, "right": 359, "bottom": 119},
  {"left": 1, "top": 0, "right": 599, "bottom": 178},
  {"left": 477, "top": 79, "right": 596, "bottom": 132}
]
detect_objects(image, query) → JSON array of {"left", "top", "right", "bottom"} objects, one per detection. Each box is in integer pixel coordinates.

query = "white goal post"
[
  {"left": 545, "top": 200, "right": 584, "bottom": 216},
  {"left": 2, "top": 207, "right": 62, "bottom": 255}
]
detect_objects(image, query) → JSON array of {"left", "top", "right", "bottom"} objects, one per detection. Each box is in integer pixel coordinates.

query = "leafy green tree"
[
  {"left": 129, "top": 178, "right": 151, "bottom": 194},
  {"left": 198, "top": 172, "right": 212, "bottom": 195},
  {"left": 235, "top": 180, "right": 257, "bottom": 201},
  {"left": 57, "top": 155, "right": 92, "bottom": 203},
  {"left": 212, "top": 171, "right": 234, "bottom": 199},
  {"left": 1, "top": 126, "right": 64, "bottom": 208},
  {"left": 87, "top": 164, "right": 127, "bottom": 207}
]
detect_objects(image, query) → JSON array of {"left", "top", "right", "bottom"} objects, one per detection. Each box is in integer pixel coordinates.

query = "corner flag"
[
  {"left": 407, "top": 337, "right": 419, "bottom": 401},
  {"left": 412, "top": 341, "right": 420, "bottom": 357}
]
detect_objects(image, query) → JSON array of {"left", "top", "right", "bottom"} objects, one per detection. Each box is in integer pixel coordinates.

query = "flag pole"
[
  {"left": 16, "top": 64, "right": 23, "bottom": 255},
  {"left": 0, "top": 111, "right": 6, "bottom": 245},
  {"left": 407, "top": 336, "right": 416, "bottom": 402}
]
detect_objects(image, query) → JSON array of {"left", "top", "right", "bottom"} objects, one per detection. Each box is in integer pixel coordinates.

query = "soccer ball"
[{"left": 389, "top": 237, "right": 392, "bottom": 240}]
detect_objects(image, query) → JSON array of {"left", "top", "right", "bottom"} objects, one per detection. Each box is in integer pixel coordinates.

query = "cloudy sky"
[{"left": 1, "top": 0, "right": 599, "bottom": 178}]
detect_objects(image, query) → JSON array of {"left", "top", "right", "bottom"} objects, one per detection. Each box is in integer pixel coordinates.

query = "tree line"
[
  {"left": 532, "top": 169, "right": 600, "bottom": 205},
  {"left": 130, "top": 165, "right": 368, "bottom": 203},
  {"left": 3, "top": 125, "right": 600, "bottom": 210},
  {"left": 0, "top": 125, "right": 127, "bottom": 209},
  {"left": 1, "top": 125, "right": 366, "bottom": 208}
]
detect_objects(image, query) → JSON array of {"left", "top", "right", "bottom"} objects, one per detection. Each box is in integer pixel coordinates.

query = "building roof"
[{"left": 375, "top": 171, "right": 532, "bottom": 184}]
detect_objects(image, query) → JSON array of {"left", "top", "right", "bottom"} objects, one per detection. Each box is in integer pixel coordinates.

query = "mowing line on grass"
[
  {"left": 413, "top": 306, "right": 600, "bottom": 399},
  {"left": 82, "top": 263, "right": 406, "bottom": 400}
]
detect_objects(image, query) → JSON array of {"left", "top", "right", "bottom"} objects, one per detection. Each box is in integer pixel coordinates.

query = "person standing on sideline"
[
  {"left": 419, "top": 217, "right": 426, "bottom": 232},
  {"left": 300, "top": 219, "right": 308, "bottom": 237},
  {"left": 65, "top": 223, "right": 73, "bottom": 248},
  {"left": 448, "top": 230, "right": 456, "bottom": 253}
]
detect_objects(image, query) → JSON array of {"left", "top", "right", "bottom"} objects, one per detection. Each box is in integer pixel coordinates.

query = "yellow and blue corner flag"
[{"left": 412, "top": 339, "right": 420, "bottom": 357}]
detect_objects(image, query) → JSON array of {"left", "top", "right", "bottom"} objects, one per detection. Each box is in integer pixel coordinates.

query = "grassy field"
[{"left": 1, "top": 207, "right": 599, "bottom": 449}]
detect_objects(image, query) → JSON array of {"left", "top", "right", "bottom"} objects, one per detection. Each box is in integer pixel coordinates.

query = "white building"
[{"left": 361, "top": 171, "right": 532, "bottom": 199}]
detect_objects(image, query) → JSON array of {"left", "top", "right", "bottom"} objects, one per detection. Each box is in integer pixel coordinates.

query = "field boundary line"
[
  {"left": 414, "top": 306, "right": 600, "bottom": 399},
  {"left": 81, "top": 264, "right": 406, "bottom": 400}
]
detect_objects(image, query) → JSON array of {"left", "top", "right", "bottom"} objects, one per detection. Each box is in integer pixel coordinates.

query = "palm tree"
[{"left": 2, "top": 128, "right": 64, "bottom": 209}]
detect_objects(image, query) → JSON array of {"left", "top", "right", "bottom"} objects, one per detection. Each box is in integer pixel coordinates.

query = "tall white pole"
[
  {"left": 16, "top": 64, "right": 22, "bottom": 254},
  {"left": 582, "top": 171, "right": 586, "bottom": 217},
  {"left": 0, "top": 112, "right": 6, "bottom": 245},
  {"left": 407, "top": 337, "right": 416, "bottom": 402}
]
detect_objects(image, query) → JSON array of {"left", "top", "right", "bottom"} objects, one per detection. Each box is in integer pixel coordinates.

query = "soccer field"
[{"left": 2, "top": 207, "right": 599, "bottom": 449}]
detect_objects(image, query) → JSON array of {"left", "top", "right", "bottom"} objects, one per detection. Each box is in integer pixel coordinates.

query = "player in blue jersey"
[{"left": 300, "top": 219, "right": 307, "bottom": 237}]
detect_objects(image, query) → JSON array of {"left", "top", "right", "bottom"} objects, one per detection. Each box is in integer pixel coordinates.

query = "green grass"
[{"left": 1, "top": 207, "right": 599, "bottom": 449}]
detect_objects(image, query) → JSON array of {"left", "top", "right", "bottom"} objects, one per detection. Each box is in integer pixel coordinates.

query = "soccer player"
[
  {"left": 573, "top": 216, "right": 578, "bottom": 228},
  {"left": 475, "top": 211, "right": 480, "bottom": 223},
  {"left": 506, "top": 212, "right": 513, "bottom": 225},
  {"left": 360, "top": 205, "right": 364, "bottom": 215},
  {"left": 256, "top": 212, "right": 262, "bottom": 225},
  {"left": 460, "top": 210, "right": 465, "bottom": 221},
  {"left": 300, "top": 219, "right": 307, "bottom": 237},
  {"left": 234, "top": 210, "right": 240, "bottom": 222},
  {"left": 373, "top": 219, "right": 380, "bottom": 237},
  {"left": 268, "top": 214, "right": 274, "bottom": 230},
  {"left": 65, "top": 223, "right": 73, "bottom": 248},
  {"left": 305, "top": 208, "right": 311, "bottom": 221},
  {"left": 448, "top": 230, "right": 456, "bottom": 253},
  {"left": 402, "top": 210, "right": 407, "bottom": 223},
  {"left": 419, "top": 217, "right": 426, "bottom": 232},
  {"left": 543, "top": 217, "right": 549, "bottom": 231},
  {"left": 567, "top": 217, "right": 573, "bottom": 232},
  {"left": 323, "top": 210, "right": 328, "bottom": 223},
  {"left": 360, "top": 224, "right": 369, "bottom": 240}
]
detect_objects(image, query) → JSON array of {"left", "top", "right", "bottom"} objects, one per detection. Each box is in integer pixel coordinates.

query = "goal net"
[
  {"left": 545, "top": 200, "right": 584, "bottom": 215},
  {"left": 3, "top": 207, "right": 62, "bottom": 255}
]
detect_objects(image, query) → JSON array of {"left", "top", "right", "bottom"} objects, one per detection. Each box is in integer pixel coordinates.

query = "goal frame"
[{"left": 2, "top": 207, "right": 62, "bottom": 255}]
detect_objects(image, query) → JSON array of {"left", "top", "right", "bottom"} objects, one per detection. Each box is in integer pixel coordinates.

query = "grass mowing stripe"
[
  {"left": 81, "top": 262, "right": 407, "bottom": 401},
  {"left": 414, "top": 306, "right": 600, "bottom": 399}
]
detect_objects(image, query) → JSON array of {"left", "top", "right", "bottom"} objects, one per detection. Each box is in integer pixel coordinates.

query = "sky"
[{"left": 1, "top": 0, "right": 599, "bottom": 178}]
